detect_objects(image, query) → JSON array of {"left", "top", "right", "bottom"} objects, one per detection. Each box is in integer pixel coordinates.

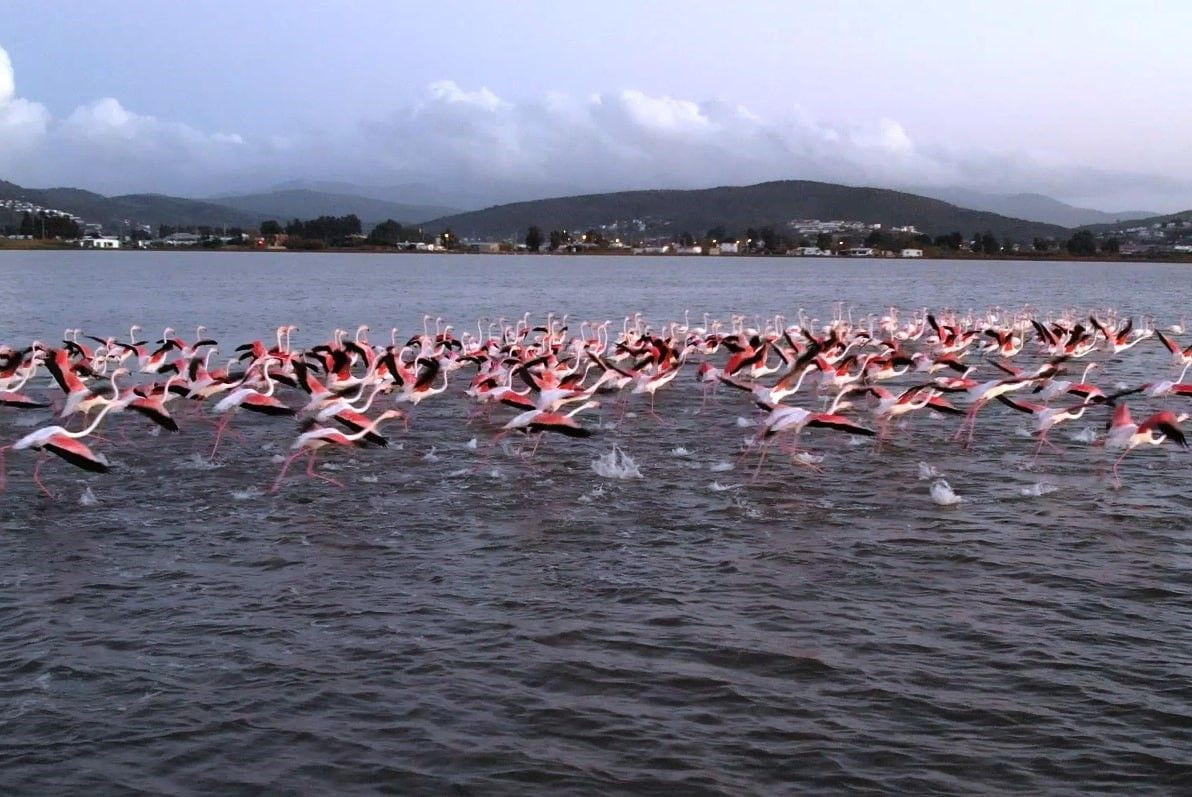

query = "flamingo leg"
[
  {"left": 647, "top": 391, "right": 673, "bottom": 425},
  {"left": 1111, "top": 450, "right": 1129, "bottom": 487},
  {"left": 209, "top": 413, "right": 232, "bottom": 459},
  {"left": 751, "top": 441, "right": 769, "bottom": 481},
  {"left": 0, "top": 445, "right": 9, "bottom": 492},
  {"left": 32, "top": 453, "right": 54, "bottom": 499},
  {"left": 269, "top": 449, "right": 304, "bottom": 492},
  {"left": 305, "top": 449, "right": 345, "bottom": 488}
]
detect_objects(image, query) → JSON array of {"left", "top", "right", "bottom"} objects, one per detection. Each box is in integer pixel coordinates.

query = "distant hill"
[
  {"left": 1079, "top": 209, "right": 1192, "bottom": 234},
  {"left": 0, "top": 179, "right": 265, "bottom": 230},
  {"left": 422, "top": 180, "right": 1070, "bottom": 242},
  {"left": 914, "top": 187, "right": 1154, "bottom": 228},
  {"left": 211, "top": 189, "right": 458, "bottom": 226}
]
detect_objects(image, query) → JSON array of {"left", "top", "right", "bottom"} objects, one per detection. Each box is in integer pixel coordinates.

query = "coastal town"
[{"left": 3, "top": 194, "right": 1192, "bottom": 259}]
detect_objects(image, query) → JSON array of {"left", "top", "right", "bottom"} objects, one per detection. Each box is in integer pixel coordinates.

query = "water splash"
[
  {"left": 231, "top": 487, "right": 262, "bottom": 501},
  {"left": 422, "top": 447, "right": 440, "bottom": 462},
  {"left": 794, "top": 451, "right": 824, "bottom": 466},
  {"left": 592, "top": 446, "right": 642, "bottom": 479},
  {"left": 708, "top": 481, "right": 741, "bottom": 492},
  {"left": 670, "top": 446, "right": 691, "bottom": 456},
  {"left": 709, "top": 461, "right": 734, "bottom": 472},
  {"left": 77, "top": 485, "right": 99, "bottom": 506},
  {"left": 183, "top": 453, "right": 222, "bottom": 470},
  {"left": 1071, "top": 427, "right": 1098, "bottom": 443},
  {"left": 735, "top": 416, "right": 755, "bottom": 428},
  {"left": 577, "top": 484, "right": 606, "bottom": 503},
  {"left": 465, "top": 437, "right": 478, "bottom": 449},
  {"left": 930, "top": 479, "right": 964, "bottom": 506},
  {"left": 1020, "top": 482, "right": 1059, "bottom": 497}
]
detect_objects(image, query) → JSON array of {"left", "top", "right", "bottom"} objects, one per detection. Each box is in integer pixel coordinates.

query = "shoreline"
[{"left": 2, "top": 241, "right": 1190, "bottom": 264}]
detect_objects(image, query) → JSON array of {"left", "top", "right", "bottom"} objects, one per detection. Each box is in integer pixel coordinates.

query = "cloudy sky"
[{"left": 2, "top": 0, "right": 1190, "bottom": 210}]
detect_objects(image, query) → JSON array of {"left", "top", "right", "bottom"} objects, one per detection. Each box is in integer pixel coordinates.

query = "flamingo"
[
  {"left": 996, "top": 396, "right": 1093, "bottom": 462},
  {"left": 1103, "top": 403, "right": 1188, "bottom": 485},
  {"left": 270, "top": 409, "right": 405, "bottom": 492},
  {"left": 2, "top": 402, "right": 117, "bottom": 498},
  {"left": 210, "top": 358, "right": 294, "bottom": 458}
]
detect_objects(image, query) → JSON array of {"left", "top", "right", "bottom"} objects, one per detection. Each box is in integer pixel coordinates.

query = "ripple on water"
[{"left": 1, "top": 254, "right": 1191, "bottom": 795}]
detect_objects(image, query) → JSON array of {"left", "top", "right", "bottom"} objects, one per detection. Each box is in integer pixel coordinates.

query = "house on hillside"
[
  {"left": 842, "top": 247, "right": 876, "bottom": 257},
  {"left": 900, "top": 248, "right": 923, "bottom": 258}
]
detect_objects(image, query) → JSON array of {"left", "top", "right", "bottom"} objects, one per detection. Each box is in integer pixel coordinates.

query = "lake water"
[{"left": 1, "top": 251, "right": 1189, "bottom": 794}]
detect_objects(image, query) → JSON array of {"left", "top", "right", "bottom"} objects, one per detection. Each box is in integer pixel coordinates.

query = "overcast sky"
[{"left": 1, "top": 0, "right": 1189, "bottom": 210}]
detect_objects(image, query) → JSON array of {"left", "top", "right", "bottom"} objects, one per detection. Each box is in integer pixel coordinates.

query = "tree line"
[{"left": 2, "top": 211, "right": 81, "bottom": 239}]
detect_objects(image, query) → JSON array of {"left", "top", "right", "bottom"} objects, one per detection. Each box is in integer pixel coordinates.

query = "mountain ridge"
[
  {"left": 421, "top": 180, "right": 1070, "bottom": 242},
  {"left": 211, "top": 189, "right": 458, "bottom": 226},
  {"left": 912, "top": 186, "right": 1154, "bottom": 227}
]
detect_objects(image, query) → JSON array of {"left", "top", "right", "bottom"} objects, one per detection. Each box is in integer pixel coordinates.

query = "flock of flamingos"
[{"left": 0, "top": 308, "right": 1189, "bottom": 499}]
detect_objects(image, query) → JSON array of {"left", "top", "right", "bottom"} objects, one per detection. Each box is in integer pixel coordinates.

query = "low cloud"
[
  {"left": 0, "top": 46, "right": 51, "bottom": 168},
  {"left": 0, "top": 42, "right": 1188, "bottom": 211}
]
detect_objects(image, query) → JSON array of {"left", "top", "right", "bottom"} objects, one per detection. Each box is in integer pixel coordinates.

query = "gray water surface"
[{"left": 1, "top": 252, "right": 1189, "bottom": 795}]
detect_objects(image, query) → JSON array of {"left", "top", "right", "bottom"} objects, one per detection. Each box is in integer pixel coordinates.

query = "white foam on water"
[
  {"left": 708, "top": 481, "right": 741, "bottom": 492},
  {"left": 1020, "top": 482, "right": 1059, "bottom": 497},
  {"left": 592, "top": 445, "right": 642, "bottom": 479},
  {"left": 184, "top": 452, "right": 222, "bottom": 470},
  {"left": 422, "top": 446, "right": 439, "bottom": 462},
  {"left": 918, "top": 462, "right": 941, "bottom": 480},
  {"left": 930, "top": 479, "right": 964, "bottom": 506},
  {"left": 447, "top": 468, "right": 470, "bottom": 478},
  {"left": 577, "top": 484, "right": 606, "bottom": 503},
  {"left": 794, "top": 451, "right": 824, "bottom": 466},
  {"left": 77, "top": 485, "right": 98, "bottom": 506},
  {"left": 231, "top": 487, "right": 262, "bottom": 501},
  {"left": 360, "top": 474, "right": 379, "bottom": 483},
  {"left": 465, "top": 437, "right": 478, "bottom": 449},
  {"left": 321, "top": 462, "right": 342, "bottom": 471},
  {"left": 488, "top": 467, "right": 503, "bottom": 479},
  {"left": 670, "top": 446, "right": 691, "bottom": 456},
  {"left": 709, "top": 461, "right": 734, "bottom": 472},
  {"left": 1071, "top": 426, "right": 1098, "bottom": 443}
]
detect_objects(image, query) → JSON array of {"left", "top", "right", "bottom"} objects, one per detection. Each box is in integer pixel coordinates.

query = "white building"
[
  {"left": 161, "top": 232, "right": 201, "bottom": 246},
  {"left": 900, "top": 248, "right": 923, "bottom": 258},
  {"left": 842, "top": 247, "right": 876, "bottom": 257},
  {"left": 79, "top": 236, "right": 121, "bottom": 249},
  {"left": 791, "top": 246, "right": 829, "bottom": 256},
  {"left": 717, "top": 241, "right": 739, "bottom": 254}
]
